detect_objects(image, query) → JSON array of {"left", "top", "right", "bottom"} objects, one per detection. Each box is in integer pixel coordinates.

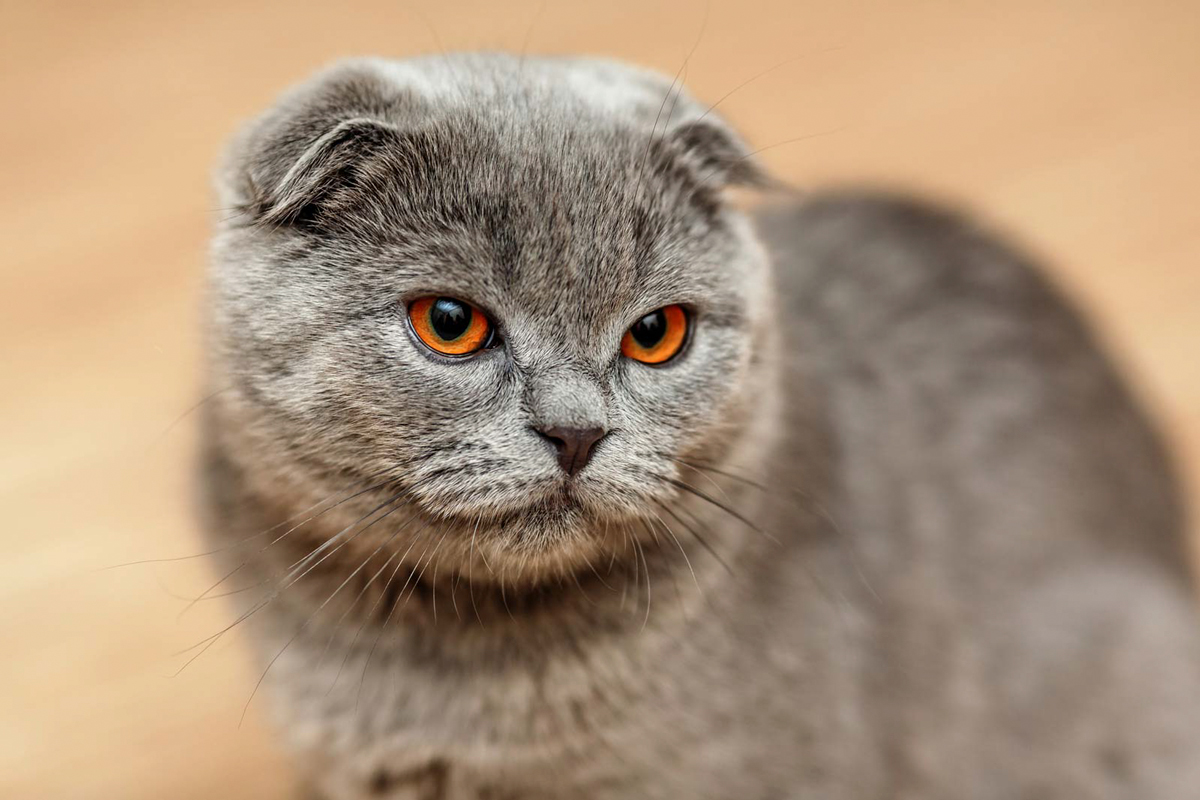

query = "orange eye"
[
  {"left": 620, "top": 305, "right": 688, "bottom": 365},
  {"left": 408, "top": 296, "right": 494, "bottom": 356}
]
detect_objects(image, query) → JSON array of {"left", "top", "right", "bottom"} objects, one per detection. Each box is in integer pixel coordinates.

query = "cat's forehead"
[
  {"left": 374, "top": 155, "right": 717, "bottom": 349},
  {"left": 369, "top": 53, "right": 686, "bottom": 120},
  {"left": 228, "top": 54, "right": 757, "bottom": 345},
  {"left": 377, "top": 117, "right": 731, "bottom": 344},
  {"left": 344, "top": 57, "right": 737, "bottom": 337}
]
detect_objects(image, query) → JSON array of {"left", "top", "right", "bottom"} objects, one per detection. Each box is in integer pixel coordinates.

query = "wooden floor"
[{"left": 2, "top": 1, "right": 1197, "bottom": 797}]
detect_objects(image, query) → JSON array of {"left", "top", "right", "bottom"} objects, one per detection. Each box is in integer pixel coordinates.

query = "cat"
[{"left": 200, "top": 53, "right": 1200, "bottom": 799}]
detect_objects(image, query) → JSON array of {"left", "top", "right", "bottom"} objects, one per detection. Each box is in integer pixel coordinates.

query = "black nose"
[{"left": 534, "top": 425, "right": 606, "bottom": 477}]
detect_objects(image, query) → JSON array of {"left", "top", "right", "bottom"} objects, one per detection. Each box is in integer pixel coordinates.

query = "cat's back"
[
  {"left": 752, "top": 192, "right": 1200, "bottom": 795},
  {"left": 755, "top": 190, "right": 1188, "bottom": 577}
]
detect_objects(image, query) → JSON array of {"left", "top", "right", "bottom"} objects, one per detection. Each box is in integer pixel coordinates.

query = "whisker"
[
  {"left": 310, "top": 514, "right": 420, "bottom": 655},
  {"left": 239, "top": 502, "right": 411, "bottom": 727},
  {"left": 645, "top": 506, "right": 701, "bottom": 596},
  {"left": 355, "top": 529, "right": 444, "bottom": 710},
  {"left": 664, "top": 454, "right": 733, "bottom": 503},
  {"left": 401, "top": 531, "right": 449, "bottom": 610},
  {"left": 315, "top": 539, "right": 406, "bottom": 671},
  {"left": 499, "top": 575, "right": 515, "bottom": 622},
  {"left": 641, "top": 516, "right": 690, "bottom": 620},
  {"left": 694, "top": 47, "right": 844, "bottom": 124},
  {"left": 428, "top": 531, "right": 452, "bottom": 624},
  {"left": 327, "top": 525, "right": 426, "bottom": 696},
  {"left": 672, "top": 456, "right": 863, "bottom": 560},
  {"left": 669, "top": 456, "right": 772, "bottom": 493},
  {"left": 628, "top": 525, "right": 638, "bottom": 614},
  {"left": 568, "top": 567, "right": 598, "bottom": 606},
  {"left": 467, "top": 509, "right": 485, "bottom": 624},
  {"left": 605, "top": 517, "right": 619, "bottom": 573},
  {"left": 662, "top": 61, "right": 690, "bottom": 131},
  {"left": 693, "top": 126, "right": 846, "bottom": 191},
  {"left": 577, "top": 542, "right": 616, "bottom": 593},
  {"left": 653, "top": 498, "right": 733, "bottom": 576},
  {"left": 673, "top": 459, "right": 880, "bottom": 607},
  {"left": 175, "top": 561, "right": 248, "bottom": 621},
  {"left": 107, "top": 472, "right": 395, "bottom": 570},
  {"left": 153, "top": 386, "right": 231, "bottom": 445},
  {"left": 175, "top": 479, "right": 395, "bottom": 618},
  {"left": 172, "top": 491, "right": 407, "bottom": 669},
  {"left": 634, "top": 534, "right": 652, "bottom": 631},
  {"left": 516, "top": 0, "right": 547, "bottom": 67},
  {"left": 660, "top": 475, "right": 779, "bottom": 544},
  {"left": 636, "top": 0, "right": 710, "bottom": 193}
]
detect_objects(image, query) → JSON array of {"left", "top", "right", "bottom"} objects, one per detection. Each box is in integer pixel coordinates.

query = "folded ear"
[
  {"left": 250, "top": 117, "right": 404, "bottom": 230},
  {"left": 666, "top": 119, "right": 772, "bottom": 190}
]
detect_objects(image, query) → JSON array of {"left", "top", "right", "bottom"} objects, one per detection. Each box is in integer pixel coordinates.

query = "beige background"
[{"left": 2, "top": 1, "right": 1197, "bottom": 797}]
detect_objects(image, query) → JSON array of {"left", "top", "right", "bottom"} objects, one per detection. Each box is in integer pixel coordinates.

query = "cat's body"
[{"left": 202, "top": 54, "right": 1200, "bottom": 799}]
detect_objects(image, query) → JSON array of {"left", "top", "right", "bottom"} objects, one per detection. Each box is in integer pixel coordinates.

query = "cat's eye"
[
  {"left": 408, "top": 296, "right": 495, "bottom": 357},
  {"left": 621, "top": 305, "right": 689, "bottom": 365}
]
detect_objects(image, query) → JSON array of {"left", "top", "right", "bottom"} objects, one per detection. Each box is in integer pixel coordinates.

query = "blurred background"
[{"left": 2, "top": 1, "right": 1197, "bottom": 797}]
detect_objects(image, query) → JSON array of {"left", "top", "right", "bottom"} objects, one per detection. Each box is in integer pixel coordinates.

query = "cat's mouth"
[
  {"left": 435, "top": 478, "right": 643, "bottom": 548},
  {"left": 480, "top": 485, "right": 592, "bottom": 528},
  {"left": 379, "top": 456, "right": 668, "bottom": 569},
  {"left": 515, "top": 475, "right": 651, "bottom": 523}
]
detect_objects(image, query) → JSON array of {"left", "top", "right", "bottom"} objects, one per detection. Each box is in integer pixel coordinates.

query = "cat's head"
[{"left": 209, "top": 54, "right": 776, "bottom": 580}]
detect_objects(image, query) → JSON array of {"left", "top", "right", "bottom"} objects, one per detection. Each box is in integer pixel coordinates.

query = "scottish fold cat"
[{"left": 201, "top": 54, "right": 1200, "bottom": 798}]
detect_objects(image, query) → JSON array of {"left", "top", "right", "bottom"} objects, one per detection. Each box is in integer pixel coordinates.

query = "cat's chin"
[{"left": 426, "top": 490, "right": 651, "bottom": 583}]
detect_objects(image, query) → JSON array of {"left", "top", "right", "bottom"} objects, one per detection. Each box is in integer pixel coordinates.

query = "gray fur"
[{"left": 201, "top": 53, "right": 1200, "bottom": 799}]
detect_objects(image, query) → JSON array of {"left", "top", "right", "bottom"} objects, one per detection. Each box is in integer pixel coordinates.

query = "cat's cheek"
[
  {"left": 362, "top": 319, "right": 512, "bottom": 419},
  {"left": 616, "top": 348, "right": 740, "bottom": 443},
  {"left": 378, "top": 314, "right": 493, "bottom": 370}
]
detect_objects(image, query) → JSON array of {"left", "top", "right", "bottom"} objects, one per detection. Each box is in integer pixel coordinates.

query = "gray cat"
[{"left": 200, "top": 53, "right": 1200, "bottom": 799}]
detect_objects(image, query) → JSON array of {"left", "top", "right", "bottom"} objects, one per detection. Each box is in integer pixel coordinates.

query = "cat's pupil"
[
  {"left": 631, "top": 310, "right": 667, "bottom": 349},
  {"left": 430, "top": 298, "right": 471, "bottom": 341}
]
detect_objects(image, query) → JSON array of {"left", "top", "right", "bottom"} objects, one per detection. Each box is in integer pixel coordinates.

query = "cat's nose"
[{"left": 534, "top": 425, "right": 607, "bottom": 477}]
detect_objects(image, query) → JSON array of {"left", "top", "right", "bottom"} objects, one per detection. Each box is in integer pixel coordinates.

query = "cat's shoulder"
[
  {"left": 750, "top": 189, "right": 1097, "bottom": 357},
  {"left": 752, "top": 190, "right": 1052, "bottom": 304}
]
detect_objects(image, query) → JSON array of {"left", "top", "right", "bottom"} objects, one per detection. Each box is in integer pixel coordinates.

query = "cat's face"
[{"left": 210, "top": 55, "right": 772, "bottom": 575}]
